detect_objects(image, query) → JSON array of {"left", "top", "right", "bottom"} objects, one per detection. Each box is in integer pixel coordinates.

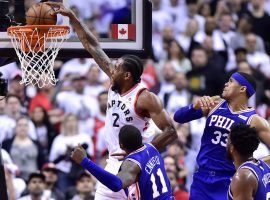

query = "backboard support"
[{"left": 0, "top": 0, "right": 152, "bottom": 59}]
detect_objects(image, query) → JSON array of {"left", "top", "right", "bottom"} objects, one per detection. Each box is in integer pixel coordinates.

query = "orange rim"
[{"left": 7, "top": 25, "right": 70, "bottom": 38}]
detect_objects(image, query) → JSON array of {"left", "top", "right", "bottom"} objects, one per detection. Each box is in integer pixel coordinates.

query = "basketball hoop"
[{"left": 7, "top": 25, "right": 70, "bottom": 88}]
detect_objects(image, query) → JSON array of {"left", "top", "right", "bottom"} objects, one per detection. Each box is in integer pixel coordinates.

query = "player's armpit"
[
  {"left": 117, "top": 160, "right": 141, "bottom": 189},
  {"left": 250, "top": 115, "right": 270, "bottom": 148},
  {"left": 136, "top": 90, "right": 177, "bottom": 149},
  {"left": 230, "top": 169, "right": 257, "bottom": 200}
]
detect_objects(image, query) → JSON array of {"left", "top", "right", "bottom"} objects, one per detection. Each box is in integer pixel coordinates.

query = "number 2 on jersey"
[
  {"left": 112, "top": 113, "right": 120, "bottom": 127},
  {"left": 150, "top": 168, "right": 168, "bottom": 198}
]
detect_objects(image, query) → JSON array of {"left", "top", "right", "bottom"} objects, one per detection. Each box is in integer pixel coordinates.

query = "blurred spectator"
[
  {"left": 152, "top": 0, "right": 173, "bottom": 34},
  {"left": 141, "top": 59, "right": 159, "bottom": 90},
  {"left": 84, "top": 64, "right": 106, "bottom": 98},
  {"left": 166, "top": 170, "right": 189, "bottom": 200},
  {"left": 175, "top": 0, "right": 205, "bottom": 33},
  {"left": 167, "top": 141, "right": 189, "bottom": 186},
  {"left": 30, "top": 106, "right": 57, "bottom": 162},
  {"left": 20, "top": 163, "right": 65, "bottom": 199},
  {"left": 56, "top": 73, "right": 99, "bottom": 135},
  {"left": 0, "top": 98, "right": 16, "bottom": 142},
  {"left": 92, "top": 91, "right": 107, "bottom": 160},
  {"left": 157, "top": 61, "right": 177, "bottom": 103},
  {"left": 28, "top": 84, "right": 54, "bottom": 114},
  {"left": 3, "top": 149, "right": 26, "bottom": 200},
  {"left": 212, "top": 13, "right": 235, "bottom": 64},
  {"left": 152, "top": 26, "right": 175, "bottom": 61},
  {"left": 8, "top": 70, "right": 29, "bottom": 110},
  {"left": 58, "top": 58, "right": 94, "bottom": 81},
  {"left": 5, "top": 94, "right": 37, "bottom": 140},
  {"left": 49, "top": 114, "right": 94, "bottom": 190},
  {"left": 18, "top": 172, "right": 52, "bottom": 200},
  {"left": 67, "top": 171, "right": 95, "bottom": 200},
  {"left": 186, "top": 46, "right": 225, "bottom": 96},
  {"left": 162, "top": 0, "right": 187, "bottom": 25},
  {"left": 184, "top": 97, "right": 205, "bottom": 190},
  {"left": 0, "top": 62, "right": 19, "bottom": 80},
  {"left": 204, "top": 17, "right": 217, "bottom": 36},
  {"left": 167, "top": 40, "right": 192, "bottom": 73},
  {"left": 42, "top": 163, "right": 65, "bottom": 200},
  {"left": 2, "top": 116, "right": 45, "bottom": 181},
  {"left": 165, "top": 72, "right": 191, "bottom": 113},
  {"left": 246, "top": 0, "right": 270, "bottom": 54},
  {"left": 176, "top": 19, "right": 202, "bottom": 55},
  {"left": 198, "top": 2, "right": 211, "bottom": 18},
  {"left": 214, "top": 0, "right": 231, "bottom": 21},
  {"left": 245, "top": 33, "right": 270, "bottom": 78},
  {"left": 202, "top": 35, "right": 227, "bottom": 72},
  {"left": 230, "top": 14, "right": 265, "bottom": 52}
]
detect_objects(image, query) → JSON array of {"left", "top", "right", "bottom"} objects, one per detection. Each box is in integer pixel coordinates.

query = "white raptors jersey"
[{"left": 105, "top": 83, "right": 155, "bottom": 155}]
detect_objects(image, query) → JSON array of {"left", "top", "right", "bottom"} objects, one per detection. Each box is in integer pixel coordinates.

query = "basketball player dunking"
[
  {"left": 46, "top": 2, "right": 177, "bottom": 200},
  {"left": 174, "top": 72, "right": 270, "bottom": 200}
]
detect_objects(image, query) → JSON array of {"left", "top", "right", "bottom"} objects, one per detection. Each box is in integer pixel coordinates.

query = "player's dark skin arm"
[
  {"left": 250, "top": 115, "right": 270, "bottom": 148},
  {"left": 45, "top": 2, "right": 113, "bottom": 78},
  {"left": 116, "top": 161, "right": 141, "bottom": 188},
  {"left": 136, "top": 90, "right": 178, "bottom": 150},
  {"left": 71, "top": 144, "right": 140, "bottom": 189},
  {"left": 230, "top": 168, "right": 258, "bottom": 200}
]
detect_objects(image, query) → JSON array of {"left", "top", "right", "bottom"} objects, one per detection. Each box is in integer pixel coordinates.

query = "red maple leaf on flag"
[{"left": 119, "top": 28, "right": 127, "bottom": 35}]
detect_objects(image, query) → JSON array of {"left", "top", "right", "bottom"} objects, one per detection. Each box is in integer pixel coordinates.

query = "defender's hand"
[
  {"left": 193, "top": 95, "right": 220, "bottom": 110},
  {"left": 71, "top": 144, "right": 87, "bottom": 165},
  {"left": 45, "top": 1, "right": 74, "bottom": 17}
]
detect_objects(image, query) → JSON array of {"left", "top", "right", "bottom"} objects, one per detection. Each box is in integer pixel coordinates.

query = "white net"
[{"left": 8, "top": 25, "right": 70, "bottom": 88}]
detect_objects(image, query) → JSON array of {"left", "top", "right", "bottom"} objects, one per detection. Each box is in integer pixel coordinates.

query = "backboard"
[{"left": 0, "top": 0, "right": 152, "bottom": 58}]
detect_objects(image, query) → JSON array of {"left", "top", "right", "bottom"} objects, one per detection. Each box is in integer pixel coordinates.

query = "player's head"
[
  {"left": 111, "top": 55, "right": 144, "bottom": 92},
  {"left": 227, "top": 123, "right": 259, "bottom": 160},
  {"left": 222, "top": 72, "right": 256, "bottom": 100},
  {"left": 119, "top": 125, "right": 143, "bottom": 152}
]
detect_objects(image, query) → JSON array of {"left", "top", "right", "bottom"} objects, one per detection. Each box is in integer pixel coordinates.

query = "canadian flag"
[{"left": 111, "top": 24, "right": 136, "bottom": 40}]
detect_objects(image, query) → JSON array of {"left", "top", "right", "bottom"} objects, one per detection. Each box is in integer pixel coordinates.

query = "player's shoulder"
[
  {"left": 232, "top": 168, "right": 258, "bottom": 186},
  {"left": 250, "top": 114, "right": 269, "bottom": 129},
  {"left": 137, "top": 89, "right": 161, "bottom": 107}
]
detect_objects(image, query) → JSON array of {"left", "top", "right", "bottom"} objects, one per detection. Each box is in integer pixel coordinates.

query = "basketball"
[{"left": 25, "top": 3, "right": 57, "bottom": 25}]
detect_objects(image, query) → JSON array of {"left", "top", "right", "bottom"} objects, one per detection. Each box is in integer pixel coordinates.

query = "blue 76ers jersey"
[
  {"left": 124, "top": 143, "right": 174, "bottom": 200},
  {"left": 228, "top": 159, "right": 270, "bottom": 200},
  {"left": 197, "top": 100, "right": 257, "bottom": 175}
]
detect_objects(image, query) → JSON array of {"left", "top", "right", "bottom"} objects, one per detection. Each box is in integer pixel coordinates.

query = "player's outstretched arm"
[
  {"left": 173, "top": 95, "right": 221, "bottom": 124},
  {"left": 250, "top": 115, "right": 270, "bottom": 148},
  {"left": 71, "top": 145, "right": 139, "bottom": 191},
  {"left": 230, "top": 169, "right": 257, "bottom": 200},
  {"left": 45, "top": 2, "right": 113, "bottom": 78},
  {"left": 136, "top": 90, "right": 177, "bottom": 150}
]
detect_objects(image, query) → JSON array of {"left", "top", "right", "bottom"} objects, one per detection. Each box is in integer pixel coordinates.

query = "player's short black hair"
[
  {"left": 230, "top": 123, "right": 259, "bottom": 157},
  {"left": 121, "top": 55, "right": 144, "bottom": 83},
  {"left": 119, "top": 125, "right": 143, "bottom": 151},
  {"left": 237, "top": 72, "right": 257, "bottom": 98}
]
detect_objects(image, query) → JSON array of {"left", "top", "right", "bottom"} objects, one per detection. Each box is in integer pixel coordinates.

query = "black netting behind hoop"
[{"left": 8, "top": 26, "right": 70, "bottom": 88}]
